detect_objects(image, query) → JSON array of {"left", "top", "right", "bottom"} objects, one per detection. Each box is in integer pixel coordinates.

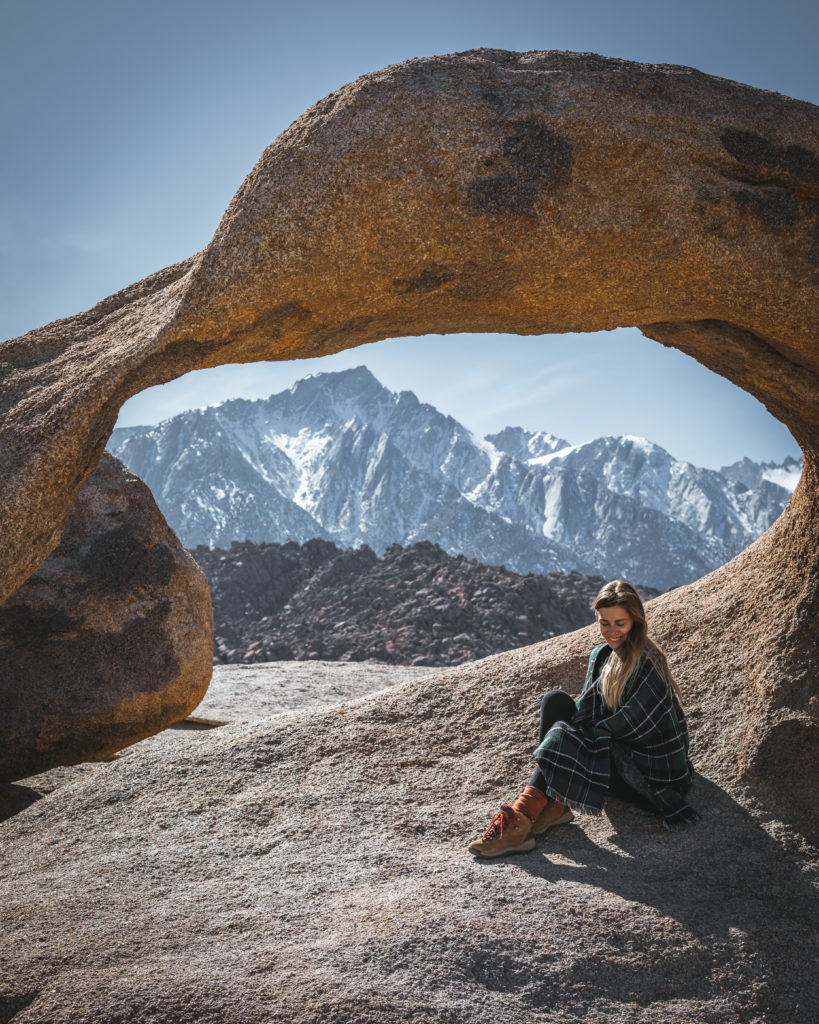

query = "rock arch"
[{"left": 1, "top": 51, "right": 817, "bottom": 824}]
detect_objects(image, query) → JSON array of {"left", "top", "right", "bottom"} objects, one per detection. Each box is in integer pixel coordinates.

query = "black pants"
[{"left": 527, "top": 689, "right": 656, "bottom": 812}]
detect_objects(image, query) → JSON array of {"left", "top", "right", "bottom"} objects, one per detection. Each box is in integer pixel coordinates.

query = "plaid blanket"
[{"left": 533, "top": 644, "right": 695, "bottom": 825}]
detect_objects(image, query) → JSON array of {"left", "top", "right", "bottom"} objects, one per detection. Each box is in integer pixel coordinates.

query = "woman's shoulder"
[
  {"left": 631, "top": 650, "right": 672, "bottom": 696},
  {"left": 583, "top": 643, "right": 611, "bottom": 688},
  {"left": 587, "top": 643, "right": 611, "bottom": 670}
]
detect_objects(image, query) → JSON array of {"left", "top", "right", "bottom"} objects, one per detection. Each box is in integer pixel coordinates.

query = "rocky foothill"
[{"left": 192, "top": 538, "right": 659, "bottom": 667}]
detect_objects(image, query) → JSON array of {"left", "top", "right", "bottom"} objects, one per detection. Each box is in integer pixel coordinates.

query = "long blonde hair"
[{"left": 593, "top": 580, "right": 681, "bottom": 710}]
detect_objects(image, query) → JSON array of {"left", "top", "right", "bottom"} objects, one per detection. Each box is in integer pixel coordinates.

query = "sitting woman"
[{"left": 468, "top": 579, "right": 696, "bottom": 858}]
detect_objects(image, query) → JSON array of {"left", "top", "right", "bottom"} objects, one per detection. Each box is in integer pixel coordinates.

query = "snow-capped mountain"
[
  {"left": 719, "top": 455, "right": 802, "bottom": 495},
  {"left": 108, "top": 367, "right": 800, "bottom": 590}
]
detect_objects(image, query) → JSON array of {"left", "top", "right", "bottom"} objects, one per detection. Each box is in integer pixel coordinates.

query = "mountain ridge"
[{"left": 108, "top": 366, "right": 800, "bottom": 590}]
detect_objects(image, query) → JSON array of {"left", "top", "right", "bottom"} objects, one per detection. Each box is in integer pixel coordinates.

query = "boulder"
[{"left": 0, "top": 454, "right": 213, "bottom": 782}]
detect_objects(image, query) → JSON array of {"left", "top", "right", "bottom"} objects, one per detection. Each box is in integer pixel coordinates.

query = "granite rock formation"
[
  {"left": 0, "top": 51, "right": 817, "bottom": 1018},
  {"left": 0, "top": 454, "right": 213, "bottom": 782},
  {"left": 2, "top": 50, "right": 814, "bottom": 816},
  {"left": 1, "top": 51, "right": 817, "bottom": 604},
  {"left": 194, "top": 538, "right": 659, "bottom": 666},
  {"left": 1, "top": 656, "right": 817, "bottom": 1024}
]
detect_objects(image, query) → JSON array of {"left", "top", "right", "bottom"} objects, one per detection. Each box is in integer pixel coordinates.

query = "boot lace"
[{"left": 482, "top": 805, "right": 515, "bottom": 841}]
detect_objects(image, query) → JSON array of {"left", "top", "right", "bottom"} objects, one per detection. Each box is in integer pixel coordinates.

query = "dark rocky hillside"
[{"left": 191, "top": 539, "right": 659, "bottom": 667}]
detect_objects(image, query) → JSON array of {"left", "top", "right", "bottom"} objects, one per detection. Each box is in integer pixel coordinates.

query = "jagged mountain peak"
[
  {"left": 285, "top": 364, "right": 383, "bottom": 400},
  {"left": 720, "top": 454, "right": 803, "bottom": 494},
  {"left": 573, "top": 433, "right": 670, "bottom": 459},
  {"left": 486, "top": 425, "right": 570, "bottom": 462},
  {"left": 109, "top": 368, "right": 796, "bottom": 590}
]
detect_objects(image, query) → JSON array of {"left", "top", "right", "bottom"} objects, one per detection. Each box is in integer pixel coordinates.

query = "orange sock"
[{"left": 513, "top": 785, "right": 548, "bottom": 822}]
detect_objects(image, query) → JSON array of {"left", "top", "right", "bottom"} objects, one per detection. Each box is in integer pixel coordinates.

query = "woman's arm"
[{"left": 591, "top": 660, "right": 674, "bottom": 743}]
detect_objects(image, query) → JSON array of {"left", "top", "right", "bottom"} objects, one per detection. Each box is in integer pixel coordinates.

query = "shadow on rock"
[
  {"left": 0, "top": 785, "right": 43, "bottom": 824},
  {"left": 486, "top": 775, "right": 819, "bottom": 1022}
]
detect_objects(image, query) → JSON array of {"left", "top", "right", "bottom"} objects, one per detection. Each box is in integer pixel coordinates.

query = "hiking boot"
[
  {"left": 468, "top": 803, "right": 535, "bottom": 858},
  {"left": 530, "top": 799, "right": 574, "bottom": 836}
]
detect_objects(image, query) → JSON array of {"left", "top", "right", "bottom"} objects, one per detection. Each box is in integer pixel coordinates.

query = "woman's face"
[{"left": 596, "top": 605, "right": 633, "bottom": 651}]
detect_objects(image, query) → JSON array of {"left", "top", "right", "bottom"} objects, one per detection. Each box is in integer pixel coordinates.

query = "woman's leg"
[
  {"left": 467, "top": 691, "right": 577, "bottom": 856},
  {"left": 538, "top": 690, "right": 577, "bottom": 742},
  {"left": 607, "top": 767, "right": 659, "bottom": 813},
  {"left": 528, "top": 689, "right": 577, "bottom": 793},
  {"left": 513, "top": 690, "right": 578, "bottom": 821}
]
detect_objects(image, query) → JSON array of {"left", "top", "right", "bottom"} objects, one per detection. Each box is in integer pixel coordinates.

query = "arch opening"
[{"left": 111, "top": 326, "right": 802, "bottom": 597}]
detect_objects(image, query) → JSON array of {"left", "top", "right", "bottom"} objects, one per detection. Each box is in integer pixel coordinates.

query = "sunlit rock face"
[
  {"left": 0, "top": 49, "right": 818, "bottom": 1024},
  {"left": 0, "top": 455, "right": 213, "bottom": 782},
  {"left": 0, "top": 50, "right": 816, "bottom": 818}
]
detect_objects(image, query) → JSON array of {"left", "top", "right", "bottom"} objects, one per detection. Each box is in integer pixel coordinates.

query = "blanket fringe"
[{"left": 544, "top": 786, "right": 603, "bottom": 818}]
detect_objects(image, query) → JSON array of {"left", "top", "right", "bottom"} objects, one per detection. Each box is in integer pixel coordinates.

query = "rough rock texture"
[
  {"left": 0, "top": 454, "right": 213, "bottom": 782},
  {"left": 0, "top": 660, "right": 435, "bottom": 822},
  {"left": 1, "top": 653, "right": 817, "bottom": 1024},
  {"left": 0, "top": 49, "right": 817, "bottom": 1021},
  {"left": 184, "top": 659, "right": 436, "bottom": 720},
  {"left": 193, "top": 538, "right": 658, "bottom": 666},
  {"left": 2, "top": 51, "right": 818, "bottom": 603}
]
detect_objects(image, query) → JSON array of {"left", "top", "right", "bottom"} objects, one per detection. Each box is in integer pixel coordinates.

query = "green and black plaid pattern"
[{"left": 533, "top": 644, "right": 694, "bottom": 823}]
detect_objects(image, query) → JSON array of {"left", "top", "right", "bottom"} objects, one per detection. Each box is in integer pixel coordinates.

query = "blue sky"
[{"left": 2, "top": 0, "right": 815, "bottom": 468}]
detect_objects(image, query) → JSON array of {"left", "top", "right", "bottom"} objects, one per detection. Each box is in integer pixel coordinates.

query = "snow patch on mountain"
[
  {"left": 762, "top": 466, "right": 798, "bottom": 492},
  {"left": 108, "top": 367, "right": 799, "bottom": 590},
  {"left": 485, "top": 426, "right": 570, "bottom": 462}
]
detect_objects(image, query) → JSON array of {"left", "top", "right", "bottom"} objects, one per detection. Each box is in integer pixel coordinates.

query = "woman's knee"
[
  {"left": 541, "top": 689, "right": 574, "bottom": 715},
  {"left": 539, "top": 690, "right": 576, "bottom": 735}
]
